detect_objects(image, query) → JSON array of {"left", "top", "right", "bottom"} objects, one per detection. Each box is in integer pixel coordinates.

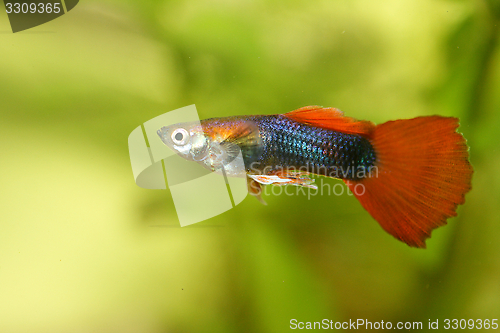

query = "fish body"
[
  {"left": 158, "top": 106, "right": 473, "bottom": 248},
  {"left": 181, "top": 115, "right": 377, "bottom": 179}
]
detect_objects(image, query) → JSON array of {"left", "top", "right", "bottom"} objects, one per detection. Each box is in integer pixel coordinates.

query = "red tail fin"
[{"left": 345, "top": 116, "right": 473, "bottom": 248}]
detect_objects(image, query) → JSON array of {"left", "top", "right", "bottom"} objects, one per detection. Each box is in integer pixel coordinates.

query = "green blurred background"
[{"left": 1, "top": 0, "right": 499, "bottom": 332}]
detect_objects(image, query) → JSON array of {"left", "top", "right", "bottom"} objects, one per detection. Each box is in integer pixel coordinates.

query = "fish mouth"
[{"left": 157, "top": 128, "right": 171, "bottom": 146}]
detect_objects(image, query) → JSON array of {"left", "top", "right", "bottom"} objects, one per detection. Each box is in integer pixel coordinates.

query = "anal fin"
[
  {"left": 247, "top": 177, "right": 267, "bottom": 205},
  {"left": 248, "top": 171, "right": 318, "bottom": 189}
]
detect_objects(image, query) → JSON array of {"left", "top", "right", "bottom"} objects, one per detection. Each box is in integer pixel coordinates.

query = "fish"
[{"left": 157, "top": 106, "right": 473, "bottom": 248}]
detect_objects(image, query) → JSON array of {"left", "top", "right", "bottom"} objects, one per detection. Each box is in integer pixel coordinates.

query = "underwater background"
[{"left": 0, "top": 0, "right": 499, "bottom": 332}]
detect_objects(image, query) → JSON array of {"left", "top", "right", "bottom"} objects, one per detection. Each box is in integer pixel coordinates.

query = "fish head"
[
  {"left": 158, "top": 118, "right": 260, "bottom": 174},
  {"left": 157, "top": 122, "right": 210, "bottom": 163},
  {"left": 157, "top": 121, "right": 238, "bottom": 173}
]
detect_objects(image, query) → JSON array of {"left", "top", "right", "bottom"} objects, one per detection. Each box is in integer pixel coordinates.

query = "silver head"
[
  {"left": 157, "top": 122, "right": 243, "bottom": 175},
  {"left": 157, "top": 122, "right": 210, "bottom": 163}
]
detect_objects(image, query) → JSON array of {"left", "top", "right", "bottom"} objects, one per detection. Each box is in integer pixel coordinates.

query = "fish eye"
[{"left": 171, "top": 128, "right": 190, "bottom": 146}]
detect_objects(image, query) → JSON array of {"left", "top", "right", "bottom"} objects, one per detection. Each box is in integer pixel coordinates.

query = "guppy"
[{"left": 157, "top": 106, "right": 473, "bottom": 248}]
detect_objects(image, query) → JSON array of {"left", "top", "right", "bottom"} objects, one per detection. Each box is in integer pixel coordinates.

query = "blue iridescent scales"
[{"left": 213, "top": 115, "right": 377, "bottom": 180}]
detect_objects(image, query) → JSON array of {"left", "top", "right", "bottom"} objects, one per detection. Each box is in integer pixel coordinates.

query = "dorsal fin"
[{"left": 283, "top": 106, "right": 375, "bottom": 137}]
